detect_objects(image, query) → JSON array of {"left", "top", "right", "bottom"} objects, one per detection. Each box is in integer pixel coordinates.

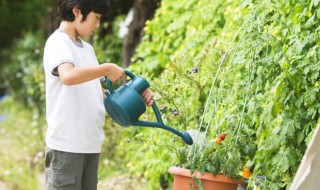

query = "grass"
[{"left": 0, "top": 96, "right": 45, "bottom": 190}]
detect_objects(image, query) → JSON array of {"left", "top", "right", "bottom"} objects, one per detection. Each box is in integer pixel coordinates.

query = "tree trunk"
[
  {"left": 99, "top": 0, "right": 134, "bottom": 37},
  {"left": 122, "top": 0, "right": 160, "bottom": 68},
  {"left": 44, "top": 6, "right": 59, "bottom": 37}
]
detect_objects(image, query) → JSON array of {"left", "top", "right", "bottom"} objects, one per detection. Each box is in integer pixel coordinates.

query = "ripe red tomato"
[{"left": 220, "top": 133, "right": 227, "bottom": 140}]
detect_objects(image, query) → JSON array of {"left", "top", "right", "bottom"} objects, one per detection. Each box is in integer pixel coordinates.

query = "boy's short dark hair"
[{"left": 57, "top": 0, "right": 109, "bottom": 22}]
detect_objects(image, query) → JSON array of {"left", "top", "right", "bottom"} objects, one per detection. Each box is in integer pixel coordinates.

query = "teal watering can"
[{"left": 104, "top": 70, "right": 193, "bottom": 145}]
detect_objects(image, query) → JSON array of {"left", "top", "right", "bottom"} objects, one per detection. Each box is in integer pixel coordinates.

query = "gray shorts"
[{"left": 45, "top": 147, "right": 100, "bottom": 190}]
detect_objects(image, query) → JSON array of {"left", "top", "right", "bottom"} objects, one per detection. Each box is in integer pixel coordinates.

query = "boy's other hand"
[{"left": 141, "top": 89, "right": 154, "bottom": 107}]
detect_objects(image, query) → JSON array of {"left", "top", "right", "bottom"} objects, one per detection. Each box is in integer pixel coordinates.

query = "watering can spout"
[
  {"left": 133, "top": 120, "right": 193, "bottom": 145},
  {"left": 133, "top": 103, "right": 193, "bottom": 145}
]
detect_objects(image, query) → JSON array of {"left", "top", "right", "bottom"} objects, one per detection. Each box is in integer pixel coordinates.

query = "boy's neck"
[{"left": 59, "top": 21, "right": 80, "bottom": 42}]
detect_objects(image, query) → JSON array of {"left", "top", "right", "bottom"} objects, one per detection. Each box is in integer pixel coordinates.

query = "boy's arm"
[{"left": 57, "top": 62, "right": 124, "bottom": 85}]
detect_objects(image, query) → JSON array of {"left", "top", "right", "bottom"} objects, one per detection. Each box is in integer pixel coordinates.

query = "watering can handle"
[
  {"left": 134, "top": 101, "right": 170, "bottom": 130},
  {"left": 152, "top": 102, "right": 165, "bottom": 124},
  {"left": 106, "top": 70, "right": 136, "bottom": 94}
]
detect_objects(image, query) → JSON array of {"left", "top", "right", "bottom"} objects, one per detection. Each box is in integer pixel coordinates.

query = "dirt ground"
[
  {"left": 0, "top": 174, "right": 145, "bottom": 190},
  {"left": 97, "top": 175, "right": 146, "bottom": 190}
]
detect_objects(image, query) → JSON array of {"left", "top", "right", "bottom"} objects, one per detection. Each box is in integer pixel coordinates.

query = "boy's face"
[{"left": 75, "top": 11, "right": 102, "bottom": 39}]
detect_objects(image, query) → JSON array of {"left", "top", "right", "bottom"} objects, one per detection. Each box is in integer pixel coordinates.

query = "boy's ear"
[{"left": 72, "top": 6, "right": 81, "bottom": 17}]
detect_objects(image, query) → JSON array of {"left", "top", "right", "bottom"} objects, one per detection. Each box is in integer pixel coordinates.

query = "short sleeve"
[
  {"left": 43, "top": 34, "right": 74, "bottom": 76},
  {"left": 100, "top": 77, "right": 106, "bottom": 83}
]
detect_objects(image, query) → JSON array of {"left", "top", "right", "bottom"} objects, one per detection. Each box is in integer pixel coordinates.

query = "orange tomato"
[{"left": 243, "top": 167, "right": 251, "bottom": 178}]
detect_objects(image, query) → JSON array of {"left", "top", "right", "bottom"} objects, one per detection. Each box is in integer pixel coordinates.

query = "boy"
[{"left": 43, "top": 0, "right": 154, "bottom": 189}]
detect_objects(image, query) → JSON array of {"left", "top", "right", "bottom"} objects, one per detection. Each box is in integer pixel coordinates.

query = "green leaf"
[
  {"left": 205, "top": 162, "right": 218, "bottom": 174},
  {"left": 305, "top": 15, "right": 315, "bottom": 28},
  {"left": 297, "top": 131, "right": 305, "bottom": 145},
  {"left": 312, "top": 0, "right": 320, "bottom": 7},
  {"left": 178, "top": 147, "right": 188, "bottom": 164},
  {"left": 199, "top": 164, "right": 206, "bottom": 173},
  {"left": 287, "top": 147, "right": 297, "bottom": 167}
]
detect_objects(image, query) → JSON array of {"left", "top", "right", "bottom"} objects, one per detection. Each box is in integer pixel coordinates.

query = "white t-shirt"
[{"left": 43, "top": 30, "right": 105, "bottom": 153}]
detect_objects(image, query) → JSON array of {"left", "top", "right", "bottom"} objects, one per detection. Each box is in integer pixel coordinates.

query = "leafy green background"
[{"left": 126, "top": 0, "right": 320, "bottom": 189}]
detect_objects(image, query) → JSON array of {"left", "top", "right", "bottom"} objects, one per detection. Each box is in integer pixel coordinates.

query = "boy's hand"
[
  {"left": 102, "top": 63, "right": 125, "bottom": 82},
  {"left": 141, "top": 89, "right": 154, "bottom": 107}
]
